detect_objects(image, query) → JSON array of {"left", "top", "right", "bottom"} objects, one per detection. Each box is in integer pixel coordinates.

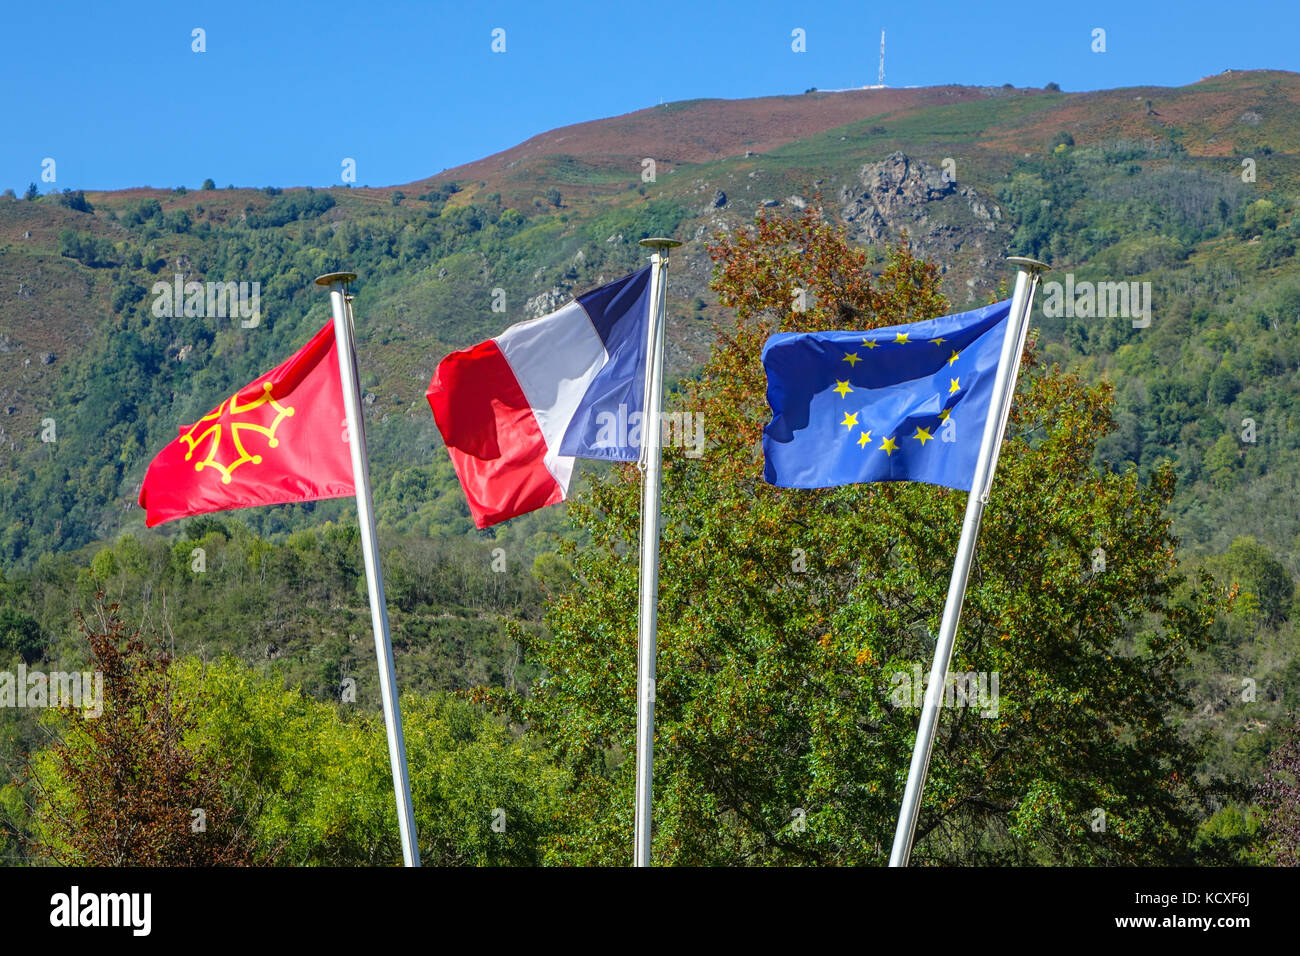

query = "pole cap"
[
  {"left": 638, "top": 237, "right": 682, "bottom": 250},
  {"left": 314, "top": 272, "right": 358, "bottom": 287},
  {"left": 1005, "top": 256, "right": 1050, "bottom": 273}
]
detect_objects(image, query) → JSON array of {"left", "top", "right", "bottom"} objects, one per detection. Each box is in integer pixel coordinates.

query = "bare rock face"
[
  {"left": 841, "top": 152, "right": 955, "bottom": 235},
  {"left": 838, "top": 151, "right": 1011, "bottom": 297},
  {"left": 525, "top": 286, "right": 569, "bottom": 317}
]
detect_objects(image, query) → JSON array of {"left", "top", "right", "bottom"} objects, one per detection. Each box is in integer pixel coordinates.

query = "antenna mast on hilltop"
[{"left": 878, "top": 30, "right": 885, "bottom": 87}]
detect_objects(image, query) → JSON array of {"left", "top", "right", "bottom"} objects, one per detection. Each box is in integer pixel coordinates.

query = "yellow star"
[
  {"left": 879, "top": 436, "right": 898, "bottom": 456},
  {"left": 862, "top": 338, "right": 880, "bottom": 349},
  {"left": 932, "top": 337, "right": 946, "bottom": 346},
  {"left": 948, "top": 349, "right": 960, "bottom": 366},
  {"left": 840, "top": 411, "right": 859, "bottom": 429},
  {"left": 843, "top": 352, "right": 861, "bottom": 367},
  {"left": 857, "top": 430, "right": 872, "bottom": 448},
  {"left": 949, "top": 377, "right": 961, "bottom": 394},
  {"left": 913, "top": 427, "right": 933, "bottom": 446},
  {"left": 894, "top": 332, "right": 910, "bottom": 344},
  {"left": 833, "top": 380, "right": 854, "bottom": 398},
  {"left": 938, "top": 408, "right": 951, "bottom": 422}
]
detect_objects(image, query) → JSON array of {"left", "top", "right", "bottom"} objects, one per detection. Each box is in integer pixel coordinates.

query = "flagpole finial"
[
  {"left": 314, "top": 272, "right": 358, "bottom": 287},
  {"left": 638, "top": 237, "right": 682, "bottom": 255},
  {"left": 1005, "top": 256, "right": 1050, "bottom": 273}
]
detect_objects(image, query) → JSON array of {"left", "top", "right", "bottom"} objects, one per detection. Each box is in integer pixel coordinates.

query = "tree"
[
  {"left": 56, "top": 189, "right": 93, "bottom": 213},
  {"left": 508, "top": 207, "right": 1227, "bottom": 865},
  {"left": 1243, "top": 199, "right": 1280, "bottom": 237},
  {"left": 1205, "top": 433, "right": 1240, "bottom": 490},
  {"left": 202, "top": 178, "right": 216, "bottom": 190},
  {"left": 0, "top": 607, "right": 43, "bottom": 663},
  {"left": 1208, "top": 366, "right": 1241, "bottom": 405},
  {"left": 58, "top": 229, "right": 117, "bottom": 268},
  {"left": 23, "top": 183, "right": 39, "bottom": 201},
  {"left": 1210, "top": 536, "right": 1294, "bottom": 628},
  {"left": 22, "top": 597, "right": 257, "bottom": 865}
]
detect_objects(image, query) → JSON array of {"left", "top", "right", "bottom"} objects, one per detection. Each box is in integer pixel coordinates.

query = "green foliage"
[
  {"left": 0, "top": 519, "right": 553, "bottom": 723},
  {"left": 1000, "top": 147, "right": 1246, "bottom": 268},
  {"left": 1193, "top": 804, "right": 1262, "bottom": 864},
  {"left": 1208, "top": 366, "right": 1242, "bottom": 405},
  {"left": 56, "top": 189, "right": 93, "bottom": 214},
  {"left": 164, "top": 209, "right": 192, "bottom": 233},
  {"left": 57, "top": 230, "right": 117, "bottom": 268},
  {"left": 1207, "top": 537, "right": 1294, "bottom": 627},
  {"left": 172, "top": 657, "right": 567, "bottom": 865},
  {"left": 0, "top": 606, "right": 43, "bottom": 663},
  {"left": 1242, "top": 199, "right": 1280, "bottom": 236},
  {"left": 1204, "top": 434, "right": 1241, "bottom": 491},
  {"left": 122, "top": 198, "right": 163, "bottom": 226},
  {"left": 246, "top": 187, "right": 336, "bottom": 228}
]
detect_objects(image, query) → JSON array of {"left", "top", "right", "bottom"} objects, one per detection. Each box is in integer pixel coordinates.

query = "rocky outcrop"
[
  {"left": 525, "top": 287, "right": 569, "bottom": 317},
  {"left": 838, "top": 151, "right": 1011, "bottom": 294}
]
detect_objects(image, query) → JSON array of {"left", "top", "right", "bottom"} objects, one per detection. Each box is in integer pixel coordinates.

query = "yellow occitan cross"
[
  {"left": 833, "top": 380, "right": 854, "bottom": 398},
  {"left": 180, "top": 382, "right": 296, "bottom": 485}
]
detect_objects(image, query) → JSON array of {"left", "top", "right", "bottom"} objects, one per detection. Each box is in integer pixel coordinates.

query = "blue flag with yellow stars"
[{"left": 762, "top": 299, "right": 1013, "bottom": 491}]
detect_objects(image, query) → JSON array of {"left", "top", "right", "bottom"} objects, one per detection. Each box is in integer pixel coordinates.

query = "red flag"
[{"left": 139, "top": 322, "right": 355, "bottom": 527}]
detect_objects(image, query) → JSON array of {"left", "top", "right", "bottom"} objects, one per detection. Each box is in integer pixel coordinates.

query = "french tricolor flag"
[{"left": 427, "top": 267, "right": 652, "bottom": 527}]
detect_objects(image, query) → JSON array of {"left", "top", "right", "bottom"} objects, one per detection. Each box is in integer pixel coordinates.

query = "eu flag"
[{"left": 762, "top": 299, "right": 1013, "bottom": 491}]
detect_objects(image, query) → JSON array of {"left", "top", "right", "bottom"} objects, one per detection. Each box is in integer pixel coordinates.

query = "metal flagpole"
[
  {"left": 887, "top": 256, "right": 1049, "bottom": 867},
  {"left": 316, "top": 272, "right": 421, "bottom": 867},
  {"left": 633, "top": 237, "right": 680, "bottom": 867}
]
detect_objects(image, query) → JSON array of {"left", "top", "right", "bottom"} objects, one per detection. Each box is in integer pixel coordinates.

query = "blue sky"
[{"left": 4, "top": 0, "right": 1295, "bottom": 193}]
